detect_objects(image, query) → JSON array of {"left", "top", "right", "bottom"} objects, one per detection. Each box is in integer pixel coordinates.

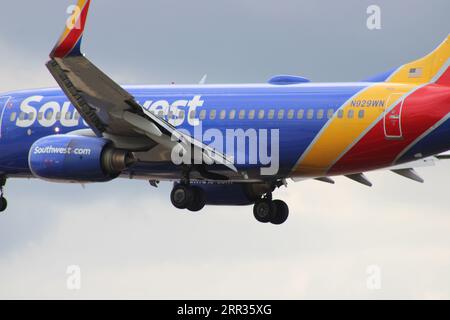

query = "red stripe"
[
  {"left": 51, "top": 1, "right": 90, "bottom": 58},
  {"left": 436, "top": 67, "right": 450, "bottom": 86},
  {"left": 328, "top": 84, "right": 450, "bottom": 175}
]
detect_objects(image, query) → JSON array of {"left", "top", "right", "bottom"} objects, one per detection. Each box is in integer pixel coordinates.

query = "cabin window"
[
  {"left": 74, "top": 112, "right": 81, "bottom": 120},
  {"left": 268, "top": 109, "right": 275, "bottom": 119},
  {"left": 278, "top": 109, "right": 285, "bottom": 120},
  {"left": 297, "top": 109, "right": 304, "bottom": 119},
  {"left": 189, "top": 110, "right": 196, "bottom": 120},
  {"left": 45, "top": 110, "right": 54, "bottom": 120},
  {"left": 358, "top": 110, "right": 365, "bottom": 119},
  {"left": 337, "top": 109, "right": 344, "bottom": 119},
  {"left": 258, "top": 110, "right": 265, "bottom": 119},
  {"left": 347, "top": 109, "right": 354, "bottom": 119},
  {"left": 157, "top": 110, "right": 164, "bottom": 118},
  {"left": 21, "top": 112, "right": 28, "bottom": 121},
  {"left": 248, "top": 110, "right": 256, "bottom": 120},
  {"left": 9, "top": 112, "right": 17, "bottom": 122},
  {"left": 287, "top": 109, "right": 295, "bottom": 119},
  {"left": 199, "top": 109, "right": 207, "bottom": 120},
  {"left": 56, "top": 112, "right": 61, "bottom": 121},
  {"left": 327, "top": 108, "right": 334, "bottom": 119},
  {"left": 178, "top": 110, "right": 185, "bottom": 120},
  {"left": 229, "top": 109, "right": 236, "bottom": 120},
  {"left": 239, "top": 110, "right": 246, "bottom": 120},
  {"left": 209, "top": 109, "right": 217, "bottom": 120},
  {"left": 219, "top": 110, "right": 226, "bottom": 120},
  {"left": 306, "top": 109, "right": 314, "bottom": 120},
  {"left": 65, "top": 112, "right": 72, "bottom": 120},
  {"left": 317, "top": 109, "right": 324, "bottom": 120}
]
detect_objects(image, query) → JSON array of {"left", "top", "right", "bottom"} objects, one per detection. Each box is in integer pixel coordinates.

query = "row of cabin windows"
[
  {"left": 153, "top": 108, "right": 365, "bottom": 121},
  {"left": 190, "top": 108, "right": 366, "bottom": 121},
  {"left": 10, "top": 111, "right": 81, "bottom": 122},
  {"left": 11, "top": 108, "right": 366, "bottom": 123}
]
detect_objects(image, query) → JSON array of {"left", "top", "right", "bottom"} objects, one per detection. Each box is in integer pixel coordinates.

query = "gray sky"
[{"left": 0, "top": 0, "right": 450, "bottom": 299}]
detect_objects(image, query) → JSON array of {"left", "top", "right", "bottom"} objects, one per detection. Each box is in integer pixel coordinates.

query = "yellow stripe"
[
  {"left": 292, "top": 35, "right": 449, "bottom": 177},
  {"left": 387, "top": 35, "right": 450, "bottom": 84},
  {"left": 294, "top": 83, "right": 415, "bottom": 177}
]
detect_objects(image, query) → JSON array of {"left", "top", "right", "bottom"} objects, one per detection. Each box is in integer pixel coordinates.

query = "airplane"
[{"left": 0, "top": 0, "right": 449, "bottom": 225}]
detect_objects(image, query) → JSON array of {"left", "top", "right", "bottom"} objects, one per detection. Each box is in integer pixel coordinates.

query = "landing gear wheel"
[
  {"left": 0, "top": 176, "right": 6, "bottom": 213},
  {"left": 0, "top": 197, "right": 7, "bottom": 213},
  {"left": 271, "top": 200, "right": 289, "bottom": 225},
  {"left": 186, "top": 187, "right": 206, "bottom": 212},
  {"left": 253, "top": 199, "right": 276, "bottom": 223},
  {"left": 170, "top": 185, "right": 194, "bottom": 209}
]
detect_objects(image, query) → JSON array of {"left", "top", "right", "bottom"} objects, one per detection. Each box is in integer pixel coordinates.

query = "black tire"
[
  {"left": 187, "top": 187, "right": 206, "bottom": 212},
  {"left": 170, "top": 185, "right": 194, "bottom": 209},
  {"left": 253, "top": 199, "right": 276, "bottom": 223},
  {"left": 271, "top": 200, "right": 289, "bottom": 225},
  {"left": 0, "top": 197, "right": 7, "bottom": 212}
]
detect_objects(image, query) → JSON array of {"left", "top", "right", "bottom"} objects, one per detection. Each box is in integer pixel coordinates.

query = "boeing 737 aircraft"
[{"left": 0, "top": 0, "right": 449, "bottom": 224}]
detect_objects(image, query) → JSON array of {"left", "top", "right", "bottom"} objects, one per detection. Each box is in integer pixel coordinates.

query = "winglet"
[{"left": 50, "top": 0, "right": 91, "bottom": 59}]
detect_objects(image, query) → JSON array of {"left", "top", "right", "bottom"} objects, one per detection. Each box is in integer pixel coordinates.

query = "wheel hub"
[
  {"left": 173, "top": 189, "right": 187, "bottom": 204},
  {"left": 256, "top": 203, "right": 270, "bottom": 218}
]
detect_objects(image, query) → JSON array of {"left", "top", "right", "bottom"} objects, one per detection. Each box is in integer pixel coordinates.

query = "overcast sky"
[{"left": 0, "top": 0, "right": 449, "bottom": 299}]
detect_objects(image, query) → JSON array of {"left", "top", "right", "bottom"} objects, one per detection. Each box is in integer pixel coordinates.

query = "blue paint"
[
  {"left": 1, "top": 83, "right": 449, "bottom": 181},
  {"left": 398, "top": 116, "right": 450, "bottom": 163},
  {"left": 0, "top": 84, "right": 364, "bottom": 179},
  {"left": 268, "top": 75, "right": 311, "bottom": 85},
  {"left": 29, "top": 135, "right": 114, "bottom": 182},
  {"left": 362, "top": 67, "right": 397, "bottom": 82}
]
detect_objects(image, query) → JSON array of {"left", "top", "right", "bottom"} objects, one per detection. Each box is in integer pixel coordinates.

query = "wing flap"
[
  {"left": 46, "top": 0, "right": 238, "bottom": 176},
  {"left": 47, "top": 57, "right": 142, "bottom": 137}
]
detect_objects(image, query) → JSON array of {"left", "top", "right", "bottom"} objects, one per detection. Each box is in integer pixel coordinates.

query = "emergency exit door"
[{"left": 384, "top": 93, "right": 404, "bottom": 140}]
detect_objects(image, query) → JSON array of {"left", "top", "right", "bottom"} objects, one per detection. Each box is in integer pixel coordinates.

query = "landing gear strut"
[
  {"left": 0, "top": 176, "right": 7, "bottom": 213},
  {"left": 253, "top": 194, "right": 289, "bottom": 225},
  {"left": 170, "top": 184, "right": 206, "bottom": 212},
  {"left": 170, "top": 173, "right": 290, "bottom": 224}
]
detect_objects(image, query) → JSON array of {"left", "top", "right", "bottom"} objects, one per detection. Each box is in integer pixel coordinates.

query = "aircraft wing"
[{"left": 46, "top": 0, "right": 236, "bottom": 173}]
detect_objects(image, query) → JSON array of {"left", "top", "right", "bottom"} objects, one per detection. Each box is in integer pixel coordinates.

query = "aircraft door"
[{"left": 384, "top": 93, "right": 404, "bottom": 140}]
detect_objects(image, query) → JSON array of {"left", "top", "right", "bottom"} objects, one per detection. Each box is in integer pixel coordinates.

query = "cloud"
[
  {"left": 1, "top": 163, "right": 450, "bottom": 299},
  {"left": 0, "top": 37, "right": 56, "bottom": 92}
]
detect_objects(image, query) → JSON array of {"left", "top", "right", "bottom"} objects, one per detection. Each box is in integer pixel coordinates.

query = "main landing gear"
[
  {"left": 253, "top": 195, "right": 289, "bottom": 225},
  {"left": 170, "top": 184, "right": 289, "bottom": 224},
  {"left": 170, "top": 171, "right": 289, "bottom": 224},
  {"left": 0, "top": 176, "right": 7, "bottom": 213},
  {"left": 170, "top": 184, "right": 206, "bottom": 212}
]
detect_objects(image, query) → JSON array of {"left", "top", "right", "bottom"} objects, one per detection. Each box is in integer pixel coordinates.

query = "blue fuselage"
[{"left": 1, "top": 83, "right": 449, "bottom": 181}]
